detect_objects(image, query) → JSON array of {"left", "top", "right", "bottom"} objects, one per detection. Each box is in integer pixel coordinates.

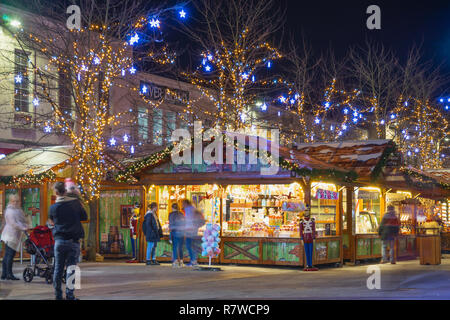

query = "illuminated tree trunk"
[{"left": 86, "top": 199, "right": 99, "bottom": 261}]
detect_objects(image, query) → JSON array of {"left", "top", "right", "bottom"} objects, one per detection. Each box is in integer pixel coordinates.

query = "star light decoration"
[
  {"left": 180, "top": 27, "right": 284, "bottom": 130},
  {"left": 179, "top": 9, "right": 186, "bottom": 19},
  {"left": 149, "top": 18, "right": 160, "bottom": 29}
]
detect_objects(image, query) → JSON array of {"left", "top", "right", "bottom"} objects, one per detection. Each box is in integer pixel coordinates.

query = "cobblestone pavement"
[{"left": 1, "top": 258, "right": 450, "bottom": 299}]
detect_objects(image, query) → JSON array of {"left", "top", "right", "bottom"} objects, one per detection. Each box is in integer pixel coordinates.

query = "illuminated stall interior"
[
  {"left": 146, "top": 181, "right": 342, "bottom": 239},
  {"left": 354, "top": 187, "right": 382, "bottom": 234}
]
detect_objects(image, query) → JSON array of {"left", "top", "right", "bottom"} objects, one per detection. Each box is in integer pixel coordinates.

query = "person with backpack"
[
  {"left": 182, "top": 199, "right": 205, "bottom": 267},
  {"left": 142, "top": 202, "right": 163, "bottom": 265},
  {"left": 169, "top": 203, "right": 185, "bottom": 267}
]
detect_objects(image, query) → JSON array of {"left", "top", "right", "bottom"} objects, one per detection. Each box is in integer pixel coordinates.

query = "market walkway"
[{"left": 2, "top": 258, "right": 450, "bottom": 299}]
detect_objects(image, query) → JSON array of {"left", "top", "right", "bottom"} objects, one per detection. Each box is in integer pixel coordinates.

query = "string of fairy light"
[
  {"left": 2, "top": 7, "right": 448, "bottom": 196},
  {"left": 2, "top": 7, "right": 188, "bottom": 201}
]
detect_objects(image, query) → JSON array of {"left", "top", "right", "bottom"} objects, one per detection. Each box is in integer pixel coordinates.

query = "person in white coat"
[{"left": 1, "top": 194, "right": 29, "bottom": 280}]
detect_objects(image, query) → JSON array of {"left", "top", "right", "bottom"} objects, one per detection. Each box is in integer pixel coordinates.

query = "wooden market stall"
[
  {"left": 117, "top": 134, "right": 356, "bottom": 267},
  {"left": 296, "top": 140, "right": 450, "bottom": 263}
]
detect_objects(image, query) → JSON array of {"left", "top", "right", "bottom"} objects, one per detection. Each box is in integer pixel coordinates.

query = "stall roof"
[
  {"left": 0, "top": 145, "right": 125, "bottom": 178},
  {"left": 0, "top": 145, "right": 73, "bottom": 177},
  {"left": 123, "top": 132, "right": 350, "bottom": 178},
  {"left": 426, "top": 169, "right": 450, "bottom": 185},
  {"left": 296, "top": 140, "right": 394, "bottom": 178}
]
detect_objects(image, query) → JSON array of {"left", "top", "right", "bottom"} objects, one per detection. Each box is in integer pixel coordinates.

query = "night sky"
[{"left": 285, "top": 0, "right": 450, "bottom": 73}]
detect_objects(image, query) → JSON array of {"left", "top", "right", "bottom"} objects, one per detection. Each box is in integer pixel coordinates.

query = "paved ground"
[{"left": 1, "top": 258, "right": 450, "bottom": 299}]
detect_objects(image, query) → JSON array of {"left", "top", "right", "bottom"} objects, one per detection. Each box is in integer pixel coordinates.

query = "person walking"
[
  {"left": 142, "top": 202, "right": 163, "bottom": 265},
  {"left": 379, "top": 205, "right": 400, "bottom": 264},
  {"left": 1, "top": 194, "right": 29, "bottom": 280},
  {"left": 49, "top": 182, "right": 87, "bottom": 300},
  {"left": 182, "top": 199, "right": 205, "bottom": 267},
  {"left": 169, "top": 203, "right": 185, "bottom": 267}
]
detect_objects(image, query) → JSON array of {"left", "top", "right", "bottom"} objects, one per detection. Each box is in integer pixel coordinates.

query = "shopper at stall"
[
  {"left": 142, "top": 202, "right": 163, "bottom": 265},
  {"left": 182, "top": 199, "right": 205, "bottom": 267},
  {"left": 379, "top": 205, "right": 400, "bottom": 264},
  {"left": 1, "top": 194, "right": 29, "bottom": 280},
  {"left": 49, "top": 182, "right": 87, "bottom": 300},
  {"left": 169, "top": 203, "right": 186, "bottom": 267}
]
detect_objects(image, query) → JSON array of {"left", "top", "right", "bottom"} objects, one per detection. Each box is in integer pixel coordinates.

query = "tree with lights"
[
  {"left": 0, "top": 0, "right": 177, "bottom": 260},
  {"left": 349, "top": 42, "right": 449, "bottom": 168},
  {"left": 171, "top": 0, "right": 286, "bottom": 131},
  {"left": 275, "top": 43, "right": 364, "bottom": 145}
]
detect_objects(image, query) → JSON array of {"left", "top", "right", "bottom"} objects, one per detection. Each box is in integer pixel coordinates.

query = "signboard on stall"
[
  {"left": 357, "top": 190, "right": 379, "bottom": 200},
  {"left": 315, "top": 189, "right": 339, "bottom": 200}
]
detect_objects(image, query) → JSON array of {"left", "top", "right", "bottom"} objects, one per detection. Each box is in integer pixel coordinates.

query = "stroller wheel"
[
  {"left": 23, "top": 268, "right": 34, "bottom": 283},
  {"left": 45, "top": 271, "right": 53, "bottom": 284}
]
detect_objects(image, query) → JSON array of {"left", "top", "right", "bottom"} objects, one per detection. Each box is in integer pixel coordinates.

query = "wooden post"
[
  {"left": 338, "top": 187, "right": 344, "bottom": 266},
  {"left": 40, "top": 182, "right": 48, "bottom": 225},
  {"left": 346, "top": 186, "right": 356, "bottom": 264}
]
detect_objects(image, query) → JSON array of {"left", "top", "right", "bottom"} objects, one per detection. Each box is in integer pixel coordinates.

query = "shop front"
[
  {"left": 120, "top": 137, "right": 352, "bottom": 267},
  {"left": 137, "top": 180, "right": 343, "bottom": 267}
]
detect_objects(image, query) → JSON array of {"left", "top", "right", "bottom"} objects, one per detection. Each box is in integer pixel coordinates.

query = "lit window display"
[
  {"left": 386, "top": 191, "right": 416, "bottom": 235},
  {"left": 222, "top": 183, "right": 305, "bottom": 238},
  {"left": 355, "top": 187, "right": 381, "bottom": 234},
  {"left": 311, "top": 183, "right": 339, "bottom": 237},
  {"left": 149, "top": 184, "right": 220, "bottom": 236}
]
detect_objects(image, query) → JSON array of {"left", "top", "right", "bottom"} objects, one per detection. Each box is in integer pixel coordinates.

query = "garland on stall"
[
  {"left": 115, "top": 145, "right": 174, "bottom": 183},
  {"left": 0, "top": 170, "right": 57, "bottom": 187},
  {"left": 401, "top": 167, "right": 450, "bottom": 191},
  {"left": 114, "top": 137, "right": 358, "bottom": 184},
  {"left": 279, "top": 157, "right": 358, "bottom": 183},
  {"left": 370, "top": 144, "right": 397, "bottom": 182}
]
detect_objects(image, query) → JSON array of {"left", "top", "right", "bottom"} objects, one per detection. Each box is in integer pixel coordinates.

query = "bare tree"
[{"left": 170, "top": 0, "right": 286, "bottom": 131}]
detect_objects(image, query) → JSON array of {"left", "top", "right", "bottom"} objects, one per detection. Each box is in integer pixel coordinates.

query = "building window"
[
  {"left": 165, "top": 111, "right": 176, "bottom": 143},
  {"left": 153, "top": 109, "right": 163, "bottom": 146},
  {"left": 138, "top": 107, "right": 148, "bottom": 141},
  {"left": 58, "top": 70, "right": 72, "bottom": 118},
  {"left": 14, "top": 49, "right": 30, "bottom": 112}
]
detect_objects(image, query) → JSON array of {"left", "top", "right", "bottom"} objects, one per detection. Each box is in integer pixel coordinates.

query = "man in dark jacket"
[
  {"left": 142, "top": 202, "right": 163, "bottom": 265},
  {"left": 49, "top": 181, "right": 87, "bottom": 300},
  {"left": 378, "top": 205, "right": 400, "bottom": 264}
]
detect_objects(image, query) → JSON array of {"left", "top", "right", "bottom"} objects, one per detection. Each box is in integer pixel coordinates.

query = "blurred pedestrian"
[
  {"left": 379, "top": 205, "right": 400, "bottom": 264},
  {"left": 1, "top": 194, "right": 29, "bottom": 280},
  {"left": 142, "top": 202, "right": 163, "bottom": 265},
  {"left": 169, "top": 203, "right": 185, "bottom": 267},
  {"left": 182, "top": 199, "right": 205, "bottom": 267}
]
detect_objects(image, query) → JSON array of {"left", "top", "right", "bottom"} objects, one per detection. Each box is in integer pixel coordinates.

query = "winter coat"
[
  {"left": 169, "top": 210, "right": 186, "bottom": 238},
  {"left": 378, "top": 210, "right": 400, "bottom": 240},
  {"left": 142, "top": 211, "right": 163, "bottom": 242},
  {"left": 49, "top": 196, "right": 88, "bottom": 241},
  {"left": 1, "top": 205, "right": 29, "bottom": 252}
]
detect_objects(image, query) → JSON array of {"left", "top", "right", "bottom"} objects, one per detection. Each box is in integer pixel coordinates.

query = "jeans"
[
  {"left": 53, "top": 239, "right": 80, "bottom": 299},
  {"left": 146, "top": 241, "right": 157, "bottom": 261},
  {"left": 382, "top": 239, "right": 395, "bottom": 262},
  {"left": 172, "top": 235, "right": 184, "bottom": 262},
  {"left": 130, "top": 237, "right": 136, "bottom": 258},
  {"left": 1, "top": 244, "right": 16, "bottom": 277},
  {"left": 304, "top": 242, "right": 313, "bottom": 267},
  {"left": 185, "top": 237, "right": 197, "bottom": 263}
]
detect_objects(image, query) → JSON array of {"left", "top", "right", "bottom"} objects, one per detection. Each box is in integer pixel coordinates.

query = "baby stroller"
[{"left": 23, "top": 226, "right": 65, "bottom": 284}]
